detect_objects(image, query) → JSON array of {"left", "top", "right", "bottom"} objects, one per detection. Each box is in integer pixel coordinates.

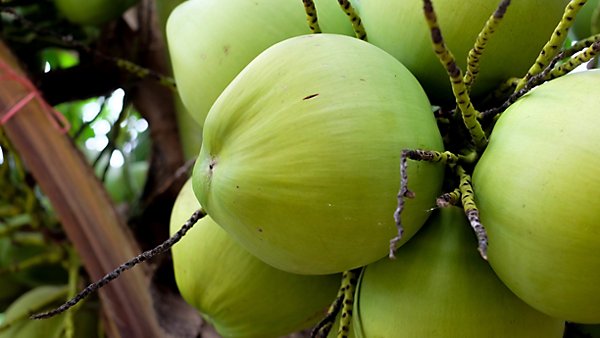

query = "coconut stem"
[
  {"left": 409, "top": 149, "right": 461, "bottom": 164},
  {"left": 457, "top": 165, "right": 488, "bottom": 260},
  {"left": 422, "top": 0, "right": 488, "bottom": 151},
  {"left": 311, "top": 268, "right": 361, "bottom": 338},
  {"left": 391, "top": 150, "right": 413, "bottom": 259},
  {"left": 514, "top": 0, "right": 587, "bottom": 93},
  {"left": 337, "top": 268, "right": 361, "bottom": 338},
  {"left": 437, "top": 188, "right": 462, "bottom": 208},
  {"left": 302, "top": 0, "right": 322, "bottom": 34},
  {"left": 391, "top": 149, "right": 463, "bottom": 258},
  {"left": 464, "top": 0, "right": 511, "bottom": 90},
  {"left": 336, "top": 0, "right": 367, "bottom": 40},
  {"left": 567, "top": 33, "right": 600, "bottom": 54},
  {"left": 485, "top": 33, "right": 599, "bottom": 118},
  {"left": 30, "top": 208, "right": 207, "bottom": 319},
  {"left": 482, "top": 38, "right": 600, "bottom": 119},
  {"left": 544, "top": 40, "right": 600, "bottom": 80},
  {"left": 311, "top": 289, "right": 344, "bottom": 337},
  {"left": 115, "top": 58, "right": 177, "bottom": 90}
]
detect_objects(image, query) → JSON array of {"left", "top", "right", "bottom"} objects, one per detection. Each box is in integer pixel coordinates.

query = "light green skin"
[
  {"left": 571, "top": 0, "right": 600, "bottom": 40},
  {"left": 354, "top": 207, "right": 565, "bottom": 338},
  {"left": 53, "top": 0, "right": 138, "bottom": 25},
  {"left": 166, "top": 0, "right": 356, "bottom": 126},
  {"left": 358, "top": 0, "right": 569, "bottom": 102},
  {"left": 193, "top": 34, "right": 444, "bottom": 275},
  {"left": 473, "top": 70, "right": 600, "bottom": 323},
  {"left": 170, "top": 179, "right": 340, "bottom": 338}
]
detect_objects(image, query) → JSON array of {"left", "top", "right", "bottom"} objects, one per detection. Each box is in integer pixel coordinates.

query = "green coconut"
[
  {"left": 166, "top": 0, "right": 356, "bottom": 126},
  {"left": 192, "top": 33, "right": 444, "bottom": 275},
  {"left": 357, "top": 0, "right": 569, "bottom": 102},
  {"left": 354, "top": 207, "right": 565, "bottom": 337},
  {"left": 170, "top": 178, "right": 340, "bottom": 338},
  {"left": 473, "top": 70, "right": 600, "bottom": 323}
]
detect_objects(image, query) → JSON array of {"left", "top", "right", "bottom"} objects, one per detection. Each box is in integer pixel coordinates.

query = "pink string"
[{"left": 0, "top": 58, "right": 70, "bottom": 133}]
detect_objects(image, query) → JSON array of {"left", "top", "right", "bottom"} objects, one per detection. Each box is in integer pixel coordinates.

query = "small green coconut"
[
  {"left": 170, "top": 178, "right": 340, "bottom": 338},
  {"left": 166, "top": 0, "right": 356, "bottom": 126}
]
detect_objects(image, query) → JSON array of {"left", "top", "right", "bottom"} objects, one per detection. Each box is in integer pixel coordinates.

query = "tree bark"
[{"left": 0, "top": 40, "right": 165, "bottom": 338}]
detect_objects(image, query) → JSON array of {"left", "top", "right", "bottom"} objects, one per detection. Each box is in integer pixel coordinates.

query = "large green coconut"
[
  {"left": 354, "top": 207, "right": 565, "bottom": 337},
  {"left": 473, "top": 70, "right": 600, "bottom": 323},
  {"left": 192, "top": 33, "right": 444, "bottom": 275}
]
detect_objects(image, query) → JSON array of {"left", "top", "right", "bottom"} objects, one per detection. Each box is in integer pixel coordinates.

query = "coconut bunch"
[{"left": 164, "top": 0, "right": 600, "bottom": 337}]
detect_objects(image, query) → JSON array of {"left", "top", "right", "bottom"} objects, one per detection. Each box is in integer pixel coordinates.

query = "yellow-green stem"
[
  {"left": 457, "top": 165, "right": 488, "bottom": 260},
  {"left": 392, "top": 148, "right": 466, "bottom": 257},
  {"left": 406, "top": 149, "right": 460, "bottom": 164},
  {"left": 337, "top": 0, "right": 367, "bottom": 40},
  {"left": 436, "top": 188, "right": 461, "bottom": 208},
  {"left": 337, "top": 268, "right": 360, "bottom": 338},
  {"left": 312, "top": 286, "right": 344, "bottom": 337},
  {"left": 569, "top": 33, "right": 600, "bottom": 53},
  {"left": 302, "top": 0, "right": 322, "bottom": 34},
  {"left": 545, "top": 40, "right": 600, "bottom": 80},
  {"left": 115, "top": 59, "right": 177, "bottom": 91},
  {"left": 423, "top": 0, "right": 487, "bottom": 150},
  {"left": 464, "top": 0, "right": 511, "bottom": 89},
  {"left": 514, "top": 0, "right": 587, "bottom": 92}
]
